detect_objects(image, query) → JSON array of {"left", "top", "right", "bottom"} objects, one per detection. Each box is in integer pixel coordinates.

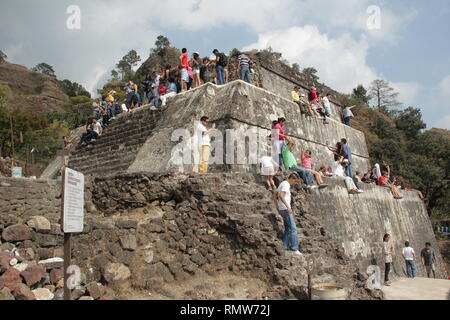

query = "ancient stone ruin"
[{"left": 0, "top": 61, "right": 446, "bottom": 300}]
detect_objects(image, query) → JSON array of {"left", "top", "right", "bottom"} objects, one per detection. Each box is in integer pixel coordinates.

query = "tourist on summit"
[
  {"left": 179, "top": 48, "right": 190, "bottom": 92},
  {"left": 194, "top": 116, "right": 216, "bottom": 174},
  {"left": 378, "top": 163, "right": 403, "bottom": 199},
  {"left": 160, "top": 78, "right": 177, "bottom": 108},
  {"left": 125, "top": 81, "right": 134, "bottom": 109},
  {"left": 321, "top": 93, "right": 333, "bottom": 124},
  {"left": 277, "top": 173, "right": 303, "bottom": 256},
  {"left": 291, "top": 87, "right": 313, "bottom": 116},
  {"left": 343, "top": 105, "right": 356, "bottom": 127},
  {"left": 402, "top": 241, "right": 417, "bottom": 278},
  {"left": 190, "top": 52, "right": 203, "bottom": 88},
  {"left": 308, "top": 87, "right": 319, "bottom": 104},
  {"left": 421, "top": 242, "right": 437, "bottom": 279},
  {"left": 340, "top": 138, "right": 353, "bottom": 178},
  {"left": 383, "top": 234, "right": 394, "bottom": 286},
  {"left": 332, "top": 155, "right": 363, "bottom": 194},
  {"left": 301, "top": 150, "right": 328, "bottom": 187},
  {"left": 212, "top": 49, "right": 227, "bottom": 85},
  {"left": 200, "top": 57, "right": 212, "bottom": 83},
  {"left": 235, "top": 51, "right": 252, "bottom": 84}
]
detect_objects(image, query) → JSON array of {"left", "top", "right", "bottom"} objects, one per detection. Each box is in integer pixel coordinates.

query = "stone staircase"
[{"left": 68, "top": 106, "right": 161, "bottom": 176}]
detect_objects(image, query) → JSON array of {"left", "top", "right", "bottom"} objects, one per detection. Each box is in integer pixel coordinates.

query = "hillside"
[{"left": 0, "top": 61, "right": 68, "bottom": 114}]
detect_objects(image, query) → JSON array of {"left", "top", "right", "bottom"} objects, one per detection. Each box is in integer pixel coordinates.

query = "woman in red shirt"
[{"left": 378, "top": 164, "right": 403, "bottom": 199}]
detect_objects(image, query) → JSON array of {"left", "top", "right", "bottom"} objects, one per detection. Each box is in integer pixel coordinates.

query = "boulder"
[
  {"left": 38, "top": 257, "right": 64, "bottom": 269},
  {"left": 71, "top": 286, "right": 86, "bottom": 300},
  {"left": 119, "top": 235, "right": 137, "bottom": 251},
  {"left": 78, "top": 296, "right": 94, "bottom": 300},
  {"left": 27, "top": 216, "right": 51, "bottom": 233},
  {"left": 103, "top": 263, "right": 131, "bottom": 283},
  {"left": 32, "top": 288, "right": 54, "bottom": 300},
  {"left": 0, "top": 287, "right": 15, "bottom": 300},
  {"left": 13, "top": 263, "right": 29, "bottom": 273},
  {"left": 1, "top": 224, "right": 31, "bottom": 242},
  {"left": 12, "top": 283, "right": 36, "bottom": 300},
  {"left": 85, "top": 282, "right": 105, "bottom": 300},
  {"left": 15, "top": 248, "right": 35, "bottom": 262},
  {"left": 1, "top": 268, "right": 22, "bottom": 290},
  {"left": 20, "top": 265, "right": 46, "bottom": 286},
  {"left": 49, "top": 268, "right": 64, "bottom": 285},
  {"left": 0, "top": 251, "right": 13, "bottom": 272}
]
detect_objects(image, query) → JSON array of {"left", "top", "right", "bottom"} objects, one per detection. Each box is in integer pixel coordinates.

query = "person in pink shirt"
[
  {"left": 272, "top": 118, "right": 289, "bottom": 172},
  {"left": 301, "top": 150, "right": 327, "bottom": 187}
]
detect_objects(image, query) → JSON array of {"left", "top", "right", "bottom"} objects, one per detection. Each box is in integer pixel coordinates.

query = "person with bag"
[{"left": 212, "top": 49, "right": 227, "bottom": 85}]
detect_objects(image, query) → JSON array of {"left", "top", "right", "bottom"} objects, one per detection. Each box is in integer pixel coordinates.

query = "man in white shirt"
[
  {"left": 277, "top": 173, "right": 303, "bottom": 256},
  {"left": 332, "top": 156, "right": 363, "bottom": 194},
  {"left": 194, "top": 116, "right": 215, "bottom": 173},
  {"left": 343, "top": 105, "right": 356, "bottom": 126},
  {"left": 402, "top": 241, "right": 417, "bottom": 278},
  {"left": 322, "top": 93, "right": 333, "bottom": 118}
]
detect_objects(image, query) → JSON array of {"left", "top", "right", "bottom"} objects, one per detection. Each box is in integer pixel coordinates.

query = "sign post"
[{"left": 60, "top": 167, "right": 85, "bottom": 300}]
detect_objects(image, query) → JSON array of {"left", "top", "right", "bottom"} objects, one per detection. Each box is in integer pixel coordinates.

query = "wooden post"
[
  {"left": 9, "top": 115, "right": 15, "bottom": 167},
  {"left": 63, "top": 233, "right": 72, "bottom": 300},
  {"left": 60, "top": 167, "right": 71, "bottom": 301}
]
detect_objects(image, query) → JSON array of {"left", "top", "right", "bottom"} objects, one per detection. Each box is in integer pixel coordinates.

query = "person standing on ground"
[
  {"left": 343, "top": 105, "right": 356, "bottom": 126},
  {"left": 277, "top": 173, "right": 303, "bottom": 256},
  {"left": 212, "top": 49, "right": 227, "bottom": 85},
  {"left": 194, "top": 116, "right": 216, "bottom": 174},
  {"left": 402, "top": 241, "right": 417, "bottom": 278},
  {"left": 421, "top": 242, "right": 437, "bottom": 279},
  {"left": 235, "top": 51, "right": 252, "bottom": 84},
  {"left": 190, "top": 52, "right": 203, "bottom": 88},
  {"left": 179, "top": 48, "right": 189, "bottom": 92},
  {"left": 383, "top": 233, "right": 395, "bottom": 286}
]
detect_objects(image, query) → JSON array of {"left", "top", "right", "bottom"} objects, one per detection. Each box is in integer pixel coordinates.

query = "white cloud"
[
  {"left": 243, "top": 25, "right": 378, "bottom": 93},
  {"left": 390, "top": 82, "right": 422, "bottom": 106},
  {"left": 439, "top": 75, "right": 450, "bottom": 98}
]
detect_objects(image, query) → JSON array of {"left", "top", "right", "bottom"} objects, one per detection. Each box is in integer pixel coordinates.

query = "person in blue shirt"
[{"left": 340, "top": 138, "right": 353, "bottom": 178}]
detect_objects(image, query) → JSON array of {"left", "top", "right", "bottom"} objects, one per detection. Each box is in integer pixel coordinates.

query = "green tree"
[
  {"left": 0, "top": 50, "right": 7, "bottom": 63},
  {"left": 395, "top": 107, "right": 426, "bottom": 140},
  {"left": 152, "top": 35, "right": 171, "bottom": 56},
  {"left": 292, "top": 63, "right": 301, "bottom": 74},
  {"left": 352, "top": 85, "right": 369, "bottom": 104},
  {"left": 58, "top": 80, "right": 91, "bottom": 98},
  {"left": 48, "top": 96, "right": 93, "bottom": 129},
  {"left": 116, "top": 50, "right": 141, "bottom": 81},
  {"left": 302, "top": 67, "right": 320, "bottom": 85},
  {"left": 368, "top": 79, "right": 401, "bottom": 113},
  {"left": 110, "top": 69, "right": 120, "bottom": 80},
  {"left": 32, "top": 62, "right": 56, "bottom": 77}
]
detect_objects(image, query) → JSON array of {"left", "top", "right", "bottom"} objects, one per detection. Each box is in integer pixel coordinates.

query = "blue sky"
[{"left": 1, "top": 0, "right": 449, "bottom": 129}]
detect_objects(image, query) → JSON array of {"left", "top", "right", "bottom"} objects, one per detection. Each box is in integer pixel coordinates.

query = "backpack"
[{"left": 219, "top": 53, "right": 228, "bottom": 67}]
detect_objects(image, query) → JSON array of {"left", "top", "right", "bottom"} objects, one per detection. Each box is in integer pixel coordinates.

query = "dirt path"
[{"left": 382, "top": 277, "right": 450, "bottom": 300}]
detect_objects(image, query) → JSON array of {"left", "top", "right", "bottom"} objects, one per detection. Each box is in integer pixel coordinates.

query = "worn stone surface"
[
  {"left": 12, "top": 283, "right": 36, "bottom": 300},
  {"left": 32, "top": 288, "right": 54, "bottom": 300},
  {"left": 20, "top": 265, "right": 45, "bottom": 286},
  {"left": 0, "top": 287, "right": 15, "bottom": 300},
  {"left": 27, "top": 216, "right": 51, "bottom": 233},
  {"left": 85, "top": 282, "right": 104, "bottom": 300},
  {"left": 2, "top": 224, "right": 31, "bottom": 242},
  {"left": 103, "top": 263, "right": 131, "bottom": 283},
  {"left": 1, "top": 268, "right": 22, "bottom": 290},
  {"left": 49, "top": 268, "right": 64, "bottom": 285}
]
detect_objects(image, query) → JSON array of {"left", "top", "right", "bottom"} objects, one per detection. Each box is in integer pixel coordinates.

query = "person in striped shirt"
[{"left": 235, "top": 51, "right": 252, "bottom": 84}]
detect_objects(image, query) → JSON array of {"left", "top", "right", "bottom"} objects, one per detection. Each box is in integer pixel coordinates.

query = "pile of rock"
[{"left": 0, "top": 216, "right": 112, "bottom": 300}]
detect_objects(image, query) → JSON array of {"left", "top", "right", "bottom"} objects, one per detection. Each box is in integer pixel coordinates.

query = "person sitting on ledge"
[
  {"left": 291, "top": 86, "right": 314, "bottom": 117},
  {"left": 301, "top": 150, "right": 328, "bottom": 188},
  {"left": 281, "top": 142, "right": 318, "bottom": 190},
  {"left": 332, "top": 155, "right": 363, "bottom": 194},
  {"left": 377, "top": 162, "right": 403, "bottom": 199}
]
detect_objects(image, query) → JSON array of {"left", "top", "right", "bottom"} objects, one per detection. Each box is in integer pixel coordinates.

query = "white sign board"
[{"left": 63, "top": 168, "right": 85, "bottom": 233}]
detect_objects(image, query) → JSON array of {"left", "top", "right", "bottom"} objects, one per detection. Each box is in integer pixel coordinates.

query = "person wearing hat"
[
  {"left": 332, "top": 155, "right": 363, "bottom": 194},
  {"left": 190, "top": 52, "right": 203, "bottom": 89}
]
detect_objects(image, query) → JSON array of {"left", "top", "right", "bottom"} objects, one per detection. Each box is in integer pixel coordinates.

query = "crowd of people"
[
  {"left": 383, "top": 234, "right": 438, "bottom": 286},
  {"left": 291, "top": 86, "right": 356, "bottom": 127}
]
